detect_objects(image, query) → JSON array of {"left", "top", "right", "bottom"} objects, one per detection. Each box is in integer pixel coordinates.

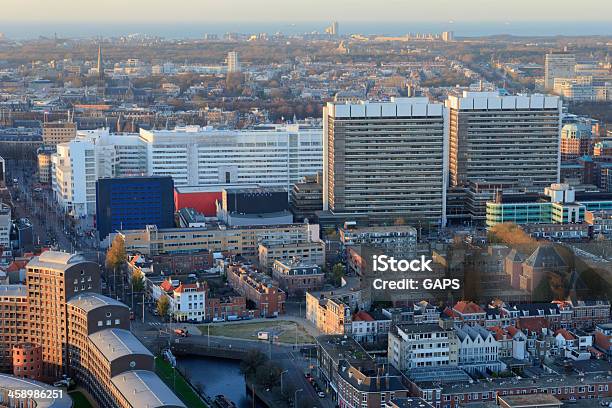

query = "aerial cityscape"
[{"left": 0, "top": 2, "right": 611, "bottom": 408}]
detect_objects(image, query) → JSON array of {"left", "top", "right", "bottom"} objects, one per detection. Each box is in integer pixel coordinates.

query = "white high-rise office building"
[
  {"left": 544, "top": 52, "right": 576, "bottom": 89},
  {"left": 52, "top": 125, "right": 322, "bottom": 216},
  {"left": 323, "top": 97, "right": 448, "bottom": 226},
  {"left": 140, "top": 125, "right": 322, "bottom": 187}
]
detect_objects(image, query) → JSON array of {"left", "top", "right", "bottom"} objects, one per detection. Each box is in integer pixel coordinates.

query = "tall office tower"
[
  {"left": 447, "top": 92, "right": 561, "bottom": 191},
  {"left": 544, "top": 52, "right": 575, "bottom": 89},
  {"left": 42, "top": 121, "right": 76, "bottom": 146},
  {"left": 325, "top": 21, "right": 339, "bottom": 36},
  {"left": 323, "top": 97, "right": 448, "bottom": 227},
  {"left": 25, "top": 252, "right": 100, "bottom": 380},
  {"left": 442, "top": 31, "right": 454, "bottom": 42},
  {"left": 227, "top": 51, "right": 240, "bottom": 73}
]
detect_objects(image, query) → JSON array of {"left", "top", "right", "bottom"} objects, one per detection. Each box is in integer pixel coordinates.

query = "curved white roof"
[
  {"left": 111, "top": 370, "right": 186, "bottom": 408},
  {"left": 68, "top": 292, "right": 127, "bottom": 313},
  {"left": 0, "top": 373, "right": 73, "bottom": 408}
]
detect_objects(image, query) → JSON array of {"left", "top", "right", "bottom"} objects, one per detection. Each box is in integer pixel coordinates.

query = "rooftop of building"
[
  {"left": 0, "top": 284, "right": 27, "bottom": 297},
  {"left": 27, "top": 251, "right": 88, "bottom": 270},
  {"left": 0, "top": 373, "right": 73, "bottom": 408},
  {"left": 110, "top": 370, "right": 186, "bottom": 408},
  {"left": 453, "top": 300, "right": 485, "bottom": 315},
  {"left": 496, "top": 394, "right": 562, "bottom": 407},
  {"left": 67, "top": 292, "right": 128, "bottom": 313},
  {"left": 342, "top": 224, "right": 418, "bottom": 233},
  {"left": 174, "top": 184, "right": 259, "bottom": 194},
  {"left": 338, "top": 360, "right": 409, "bottom": 393},
  {"left": 417, "top": 369, "right": 612, "bottom": 396},
  {"left": 88, "top": 328, "right": 153, "bottom": 363},
  {"left": 317, "top": 334, "right": 373, "bottom": 364},
  {"left": 523, "top": 245, "right": 566, "bottom": 268},
  {"left": 178, "top": 207, "right": 207, "bottom": 224},
  {"left": 388, "top": 397, "right": 434, "bottom": 408},
  {"left": 393, "top": 323, "right": 448, "bottom": 335},
  {"left": 224, "top": 186, "right": 288, "bottom": 194}
]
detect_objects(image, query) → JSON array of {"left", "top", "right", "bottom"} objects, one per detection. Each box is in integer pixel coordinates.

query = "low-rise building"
[
  {"left": 306, "top": 293, "right": 351, "bottom": 335},
  {"left": 271, "top": 259, "right": 324, "bottom": 296},
  {"left": 594, "top": 323, "right": 612, "bottom": 358},
  {"left": 350, "top": 310, "right": 392, "bottom": 344},
  {"left": 119, "top": 223, "right": 320, "bottom": 263},
  {"left": 585, "top": 209, "right": 612, "bottom": 237},
  {"left": 340, "top": 224, "right": 417, "bottom": 257},
  {"left": 317, "top": 335, "right": 412, "bottom": 408},
  {"left": 258, "top": 240, "right": 326, "bottom": 270},
  {"left": 456, "top": 325, "right": 503, "bottom": 375},
  {"left": 226, "top": 262, "right": 285, "bottom": 317},
  {"left": 388, "top": 323, "right": 459, "bottom": 372}
]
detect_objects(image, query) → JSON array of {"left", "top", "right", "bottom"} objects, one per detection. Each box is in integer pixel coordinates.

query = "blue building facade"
[{"left": 96, "top": 176, "right": 175, "bottom": 240}]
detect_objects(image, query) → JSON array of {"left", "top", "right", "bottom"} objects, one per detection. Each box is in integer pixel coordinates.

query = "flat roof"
[
  {"left": 68, "top": 292, "right": 128, "bottom": 313},
  {"left": 497, "top": 394, "right": 561, "bottom": 407},
  {"left": 110, "top": 370, "right": 186, "bottom": 408},
  {"left": 0, "top": 284, "right": 27, "bottom": 297},
  {"left": 88, "top": 328, "right": 153, "bottom": 363},
  {"left": 0, "top": 373, "right": 73, "bottom": 408},
  {"left": 175, "top": 184, "right": 258, "bottom": 193}
]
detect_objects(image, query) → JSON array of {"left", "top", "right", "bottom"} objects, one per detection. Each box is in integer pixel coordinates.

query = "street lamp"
[
  {"left": 294, "top": 389, "right": 303, "bottom": 407},
  {"left": 280, "top": 370, "right": 288, "bottom": 395}
]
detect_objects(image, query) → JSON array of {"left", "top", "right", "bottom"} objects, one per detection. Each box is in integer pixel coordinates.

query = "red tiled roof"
[
  {"left": 352, "top": 311, "right": 374, "bottom": 322},
  {"left": 506, "top": 326, "right": 521, "bottom": 337},
  {"left": 174, "top": 283, "right": 206, "bottom": 293},
  {"left": 517, "top": 316, "right": 548, "bottom": 333},
  {"left": 487, "top": 326, "right": 506, "bottom": 341},
  {"left": 555, "top": 328, "right": 576, "bottom": 341},
  {"left": 453, "top": 301, "right": 485, "bottom": 315},
  {"left": 160, "top": 280, "right": 174, "bottom": 292}
]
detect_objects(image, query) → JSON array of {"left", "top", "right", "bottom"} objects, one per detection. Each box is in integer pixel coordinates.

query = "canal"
[{"left": 177, "top": 356, "right": 262, "bottom": 408}]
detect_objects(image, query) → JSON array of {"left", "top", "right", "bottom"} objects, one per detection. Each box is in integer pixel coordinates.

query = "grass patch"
[
  {"left": 155, "top": 357, "right": 208, "bottom": 408},
  {"left": 69, "top": 391, "right": 94, "bottom": 408},
  {"left": 199, "top": 320, "right": 314, "bottom": 344}
]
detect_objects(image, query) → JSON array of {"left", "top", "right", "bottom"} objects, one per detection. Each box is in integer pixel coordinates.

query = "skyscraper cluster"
[{"left": 322, "top": 92, "right": 562, "bottom": 226}]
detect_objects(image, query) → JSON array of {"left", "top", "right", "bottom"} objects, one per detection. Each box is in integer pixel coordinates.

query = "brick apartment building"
[
  {"left": 226, "top": 262, "right": 286, "bottom": 317},
  {"left": 0, "top": 251, "right": 185, "bottom": 408}
]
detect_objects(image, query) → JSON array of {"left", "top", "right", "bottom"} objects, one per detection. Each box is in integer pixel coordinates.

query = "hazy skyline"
[{"left": 1, "top": 0, "right": 612, "bottom": 23}]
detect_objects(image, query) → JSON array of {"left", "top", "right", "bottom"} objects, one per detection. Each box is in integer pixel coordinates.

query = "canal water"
[{"left": 177, "top": 356, "right": 255, "bottom": 408}]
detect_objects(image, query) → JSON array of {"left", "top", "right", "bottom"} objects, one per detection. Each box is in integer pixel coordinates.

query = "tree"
[
  {"left": 255, "top": 361, "right": 282, "bottom": 387},
  {"left": 331, "top": 263, "right": 345, "bottom": 286},
  {"left": 240, "top": 349, "right": 267, "bottom": 378},
  {"left": 131, "top": 270, "right": 145, "bottom": 293},
  {"left": 156, "top": 296, "right": 170, "bottom": 321},
  {"left": 105, "top": 235, "right": 127, "bottom": 270}
]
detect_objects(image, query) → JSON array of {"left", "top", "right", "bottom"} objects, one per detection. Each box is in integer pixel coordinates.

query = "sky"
[{"left": 1, "top": 0, "right": 611, "bottom": 23}]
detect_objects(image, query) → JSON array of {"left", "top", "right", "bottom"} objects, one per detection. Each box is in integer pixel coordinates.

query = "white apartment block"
[
  {"left": 52, "top": 124, "right": 322, "bottom": 216},
  {"left": 456, "top": 325, "right": 503, "bottom": 375},
  {"left": 51, "top": 130, "right": 145, "bottom": 217},
  {"left": 388, "top": 323, "right": 459, "bottom": 371}
]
